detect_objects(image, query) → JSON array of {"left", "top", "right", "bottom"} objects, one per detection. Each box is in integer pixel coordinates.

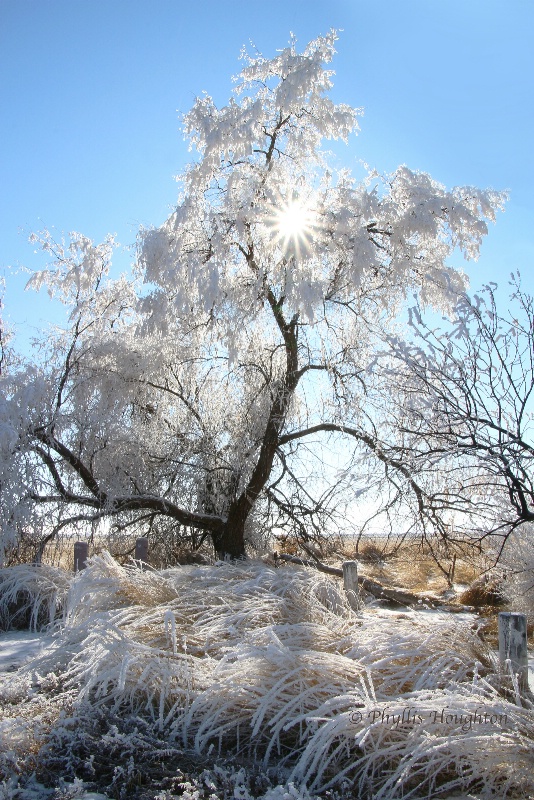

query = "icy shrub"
[
  {"left": 0, "top": 563, "right": 70, "bottom": 631},
  {"left": 459, "top": 574, "right": 506, "bottom": 608}
]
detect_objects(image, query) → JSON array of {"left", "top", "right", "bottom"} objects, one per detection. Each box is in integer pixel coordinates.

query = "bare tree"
[{"left": 379, "top": 277, "right": 534, "bottom": 559}]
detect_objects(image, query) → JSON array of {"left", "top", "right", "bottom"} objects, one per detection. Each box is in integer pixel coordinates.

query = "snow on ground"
[{"left": 0, "top": 631, "right": 54, "bottom": 673}]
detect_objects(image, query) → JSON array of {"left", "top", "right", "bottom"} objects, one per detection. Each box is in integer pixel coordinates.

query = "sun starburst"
[{"left": 268, "top": 194, "right": 317, "bottom": 258}]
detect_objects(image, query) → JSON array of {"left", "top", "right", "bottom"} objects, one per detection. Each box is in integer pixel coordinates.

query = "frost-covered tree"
[
  {"left": 0, "top": 32, "right": 505, "bottom": 562},
  {"left": 378, "top": 279, "right": 534, "bottom": 554}
]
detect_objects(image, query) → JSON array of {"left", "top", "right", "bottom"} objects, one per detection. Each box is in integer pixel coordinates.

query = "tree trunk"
[
  {"left": 212, "top": 511, "right": 247, "bottom": 560},
  {"left": 207, "top": 294, "right": 299, "bottom": 562}
]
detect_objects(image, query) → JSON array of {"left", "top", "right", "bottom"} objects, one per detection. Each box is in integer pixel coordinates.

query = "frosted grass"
[
  {"left": 1, "top": 553, "right": 533, "bottom": 798},
  {"left": 0, "top": 563, "right": 69, "bottom": 632}
]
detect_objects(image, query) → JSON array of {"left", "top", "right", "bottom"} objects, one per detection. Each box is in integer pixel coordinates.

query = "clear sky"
[{"left": 1, "top": 0, "right": 533, "bottom": 351}]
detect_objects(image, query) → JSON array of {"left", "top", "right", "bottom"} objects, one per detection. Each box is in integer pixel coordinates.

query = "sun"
[
  {"left": 275, "top": 199, "right": 311, "bottom": 240},
  {"left": 270, "top": 195, "right": 316, "bottom": 256}
]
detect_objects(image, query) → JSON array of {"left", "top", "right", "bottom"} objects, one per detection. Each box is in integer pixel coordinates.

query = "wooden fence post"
[
  {"left": 135, "top": 537, "right": 149, "bottom": 563},
  {"left": 498, "top": 612, "right": 529, "bottom": 695},
  {"left": 343, "top": 560, "right": 359, "bottom": 611},
  {"left": 73, "top": 541, "right": 89, "bottom": 572}
]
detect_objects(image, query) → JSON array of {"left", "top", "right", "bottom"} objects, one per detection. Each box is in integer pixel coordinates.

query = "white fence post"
[
  {"left": 73, "top": 541, "right": 89, "bottom": 572},
  {"left": 343, "top": 560, "right": 359, "bottom": 611},
  {"left": 498, "top": 612, "right": 529, "bottom": 695},
  {"left": 135, "top": 537, "right": 149, "bottom": 563}
]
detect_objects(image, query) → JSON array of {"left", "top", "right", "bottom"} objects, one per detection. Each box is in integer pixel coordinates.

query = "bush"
[{"left": 0, "top": 563, "right": 70, "bottom": 631}]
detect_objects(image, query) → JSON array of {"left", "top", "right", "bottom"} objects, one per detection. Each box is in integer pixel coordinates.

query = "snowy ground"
[{"left": 0, "top": 631, "right": 54, "bottom": 673}]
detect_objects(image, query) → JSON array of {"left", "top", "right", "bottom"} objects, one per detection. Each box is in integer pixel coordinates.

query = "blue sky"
[{"left": 2, "top": 0, "right": 533, "bottom": 351}]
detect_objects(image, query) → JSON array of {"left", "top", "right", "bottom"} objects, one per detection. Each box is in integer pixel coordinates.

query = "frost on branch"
[
  {"left": 1, "top": 32, "right": 506, "bottom": 562},
  {"left": 26, "top": 230, "right": 118, "bottom": 306},
  {"left": 139, "top": 32, "right": 505, "bottom": 336}
]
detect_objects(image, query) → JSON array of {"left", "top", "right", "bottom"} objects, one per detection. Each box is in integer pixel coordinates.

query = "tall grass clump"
[{"left": 0, "top": 563, "right": 70, "bottom": 631}]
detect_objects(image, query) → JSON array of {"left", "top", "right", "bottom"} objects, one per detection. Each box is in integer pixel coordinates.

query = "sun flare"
[
  {"left": 275, "top": 200, "right": 311, "bottom": 240},
  {"left": 270, "top": 196, "right": 316, "bottom": 257}
]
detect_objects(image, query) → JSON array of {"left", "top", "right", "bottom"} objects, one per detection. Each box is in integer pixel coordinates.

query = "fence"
[
  {"left": 73, "top": 537, "right": 149, "bottom": 571},
  {"left": 498, "top": 611, "right": 529, "bottom": 696}
]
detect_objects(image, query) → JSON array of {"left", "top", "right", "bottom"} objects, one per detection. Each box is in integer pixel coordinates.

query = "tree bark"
[{"left": 212, "top": 517, "right": 247, "bottom": 560}]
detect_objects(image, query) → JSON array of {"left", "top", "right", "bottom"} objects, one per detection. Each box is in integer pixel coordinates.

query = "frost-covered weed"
[
  {"left": 1, "top": 554, "right": 534, "bottom": 799},
  {"left": 0, "top": 775, "right": 108, "bottom": 799},
  {"left": 0, "top": 564, "right": 69, "bottom": 631}
]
